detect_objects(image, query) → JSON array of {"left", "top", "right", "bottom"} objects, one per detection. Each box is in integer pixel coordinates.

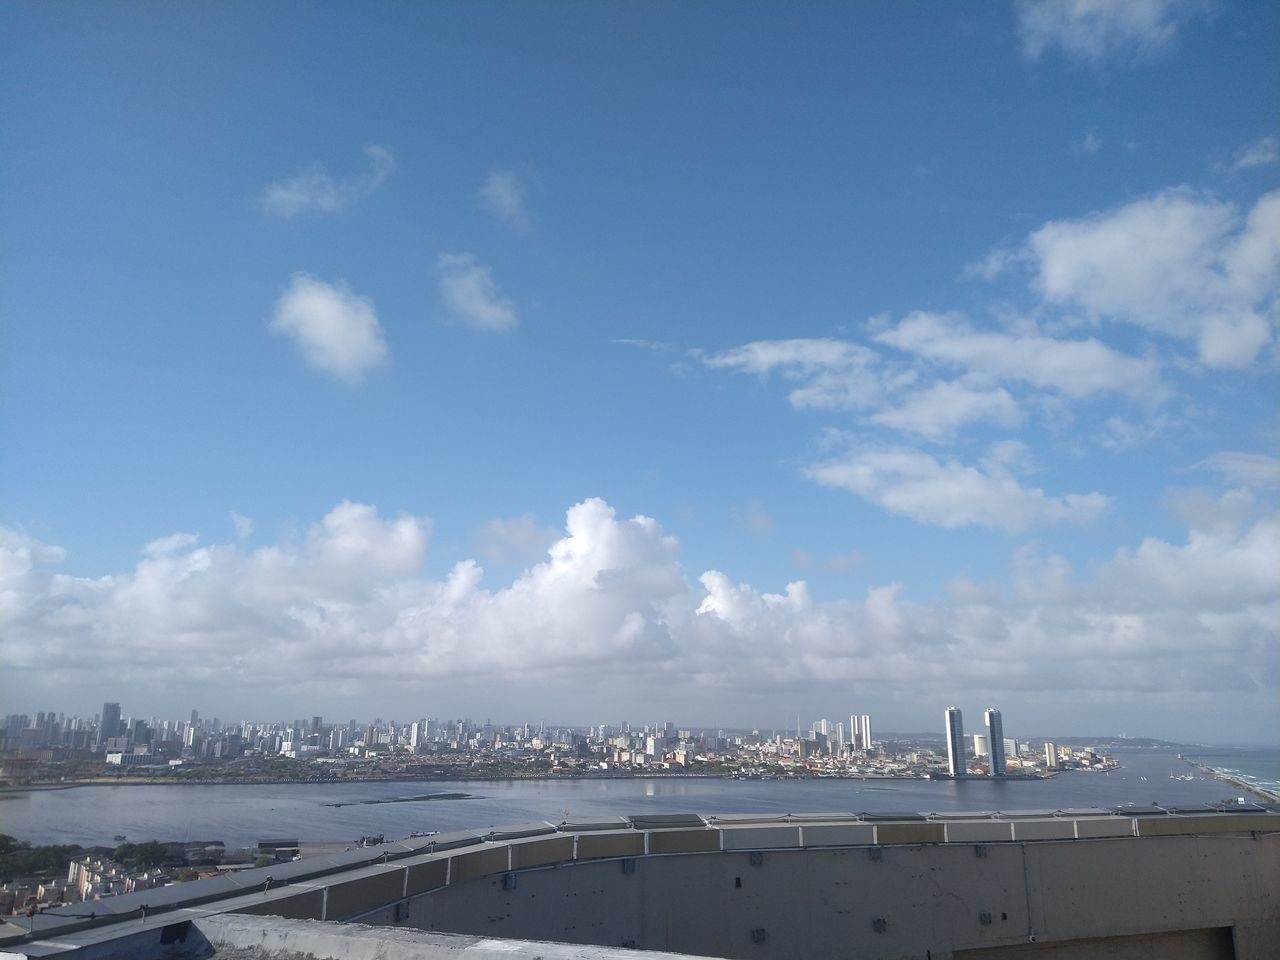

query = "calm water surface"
[{"left": 0, "top": 748, "right": 1257, "bottom": 848}]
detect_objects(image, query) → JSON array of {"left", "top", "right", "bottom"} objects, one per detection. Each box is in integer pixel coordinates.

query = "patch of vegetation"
[
  {"left": 112, "top": 840, "right": 168, "bottom": 869},
  {"left": 0, "top": 833, "right": 83, "bottom": 882}
]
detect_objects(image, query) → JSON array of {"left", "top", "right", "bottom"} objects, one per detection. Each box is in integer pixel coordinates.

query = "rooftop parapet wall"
[{"left": 5, "top": 808, "right": 1278, "bottom": 957}]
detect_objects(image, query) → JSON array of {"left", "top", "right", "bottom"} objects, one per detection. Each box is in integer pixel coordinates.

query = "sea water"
[{"left": 1, "top": 747, "right": 1262, "bottom": 848}]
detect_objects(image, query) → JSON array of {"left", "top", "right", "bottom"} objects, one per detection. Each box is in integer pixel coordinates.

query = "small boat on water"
[{"left": 113, "top": 835, "right": 127, "bottom": 842}]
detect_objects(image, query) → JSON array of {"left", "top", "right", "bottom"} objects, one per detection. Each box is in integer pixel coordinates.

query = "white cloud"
[
  {"left": 143, "top": 532, "right": 200, "bottom": 558},
  {"left": 269, "top": 273, "right": 388, "bottom": 384},
  {"left": 261, "top": 144, "right": 396, "bottom": 219},
  {"left": 874, "top": 312, "right": 1164, "bottom": 400},
  {"left": 1024, "top": 189, "right": 1279, "bottom": 366},
  {"left": 1, "top": 496, "right": 1273, "bottom": 728},
  {"left": 1196, "top": 451, "right": 1280, "bottom": 487},
  {"left": 703, "top": 338, "right": 895, "bottom": 410},
  {"left": 1229, "top": 135, "right": 1280, "bottom": 173},
  {"left": 1016, "top": 0, "right": 1213, "bottom": 63},
  {"left": 436, "top": 253, "right": 518, "bottom": 332},
  {"left": 870, "top": 380, "right": 1023, "bottom": 442},
  {"left": 475, "top": 515, "right": 559, "bottom": 564},
  {"left": 1100, "top": 497, "right": 1279, "bottom": 608},
  {"left": 479, "top": 170, "right": 529, "bottom": 226},
  {"left": 807, "top": 443, "right": 1109, "bottom": 532},
  {"left": 1099, "top": 414, "right": 1171, "bottom": 451}
]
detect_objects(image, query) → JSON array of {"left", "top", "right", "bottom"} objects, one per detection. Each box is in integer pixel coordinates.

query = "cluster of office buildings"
[{"left": 3, "top": 699, "right": 1116, "bottom": 788}]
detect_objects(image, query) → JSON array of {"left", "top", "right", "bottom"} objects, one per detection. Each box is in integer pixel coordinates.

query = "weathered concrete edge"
[{"left": 196, "top": 913, "right": 724, "bottom": 960}]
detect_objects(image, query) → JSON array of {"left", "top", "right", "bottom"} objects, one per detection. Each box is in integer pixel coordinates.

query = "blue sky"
[{"left": 2, "top": 1, "right": 1277, "bottom": 743}]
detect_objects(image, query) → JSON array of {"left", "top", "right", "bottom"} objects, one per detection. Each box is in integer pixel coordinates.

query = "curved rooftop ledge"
[{"left": 5, "top": 808, "right": 1279, "bottom": 958}]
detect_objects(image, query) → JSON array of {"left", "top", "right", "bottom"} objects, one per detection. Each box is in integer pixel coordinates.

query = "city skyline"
[
  {"left": 7, "top": 696, "right": 1200, "bottom": 750},
  {"left": 2, "top": 2, "right": 1277, "bottom": 743}
]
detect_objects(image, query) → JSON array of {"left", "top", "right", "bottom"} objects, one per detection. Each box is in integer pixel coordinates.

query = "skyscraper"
[
  {"left": 98, "top": 701, "right": 121, "bottom": 750},
  {"left": 1044, "top": 742, "right": 1058, "bottom": 770},
  {"left": 859, "top": 714, "right": 872, "bottom": 752},
  {"left": 985, "top": 708, "right": 1005, "bottom": 777},
  {"left": 945, "top": 707, "right": 965, "bottom": 778}
]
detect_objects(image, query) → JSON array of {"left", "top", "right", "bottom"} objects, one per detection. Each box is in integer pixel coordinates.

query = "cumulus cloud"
[
  {"left": 1022, "top": 189, "right": 1279, "bottom": 366},
  {"left": 1016, "top": 0, "right": 1214, "bottom": 63},
  {"left": 436, "top": 253, "right": 518, "bottom": 332},
  {"left": 874, "top": 312, "right": 1164, "bottom": 400},
  {"left": 261, "top": 145, "right": 396, "bottom": 219},
  {"left": 479, "top": 170, "right": 529, "bottom": 226},
  {"left": 1, "top": 496, "right": 1273, "bottom": 727},
  {"left": 807, "top": 443, "right": 1109, "bottom": 532},
  {"left": 270, "top": 273, "right": 388, "bottom": 384}
]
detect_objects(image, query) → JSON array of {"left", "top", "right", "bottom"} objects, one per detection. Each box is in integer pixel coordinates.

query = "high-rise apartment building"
[
  {"left": 859, "top": 715, "right": 872, "bottom": 751},
  {"left": 945, "top": 707, "right": 965, "bottom": 778},
  {"left": 97, "top": 702, "right": 121, "bottom": 750},
  {"left": 1044, "top": 742, "right": 1058, "bottom": 770},
  {"left": 985, "top": 708, "right": 1005, "bottom": 777}
]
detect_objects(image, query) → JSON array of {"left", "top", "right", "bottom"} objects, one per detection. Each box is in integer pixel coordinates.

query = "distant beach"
[{"left": 1183, "top": 748, "right": 1280, "bottom": 803}]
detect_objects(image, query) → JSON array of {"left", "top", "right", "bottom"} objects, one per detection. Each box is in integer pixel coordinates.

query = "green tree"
[{"left": 132, "top": 841, "right": 168, "bottom": 869}]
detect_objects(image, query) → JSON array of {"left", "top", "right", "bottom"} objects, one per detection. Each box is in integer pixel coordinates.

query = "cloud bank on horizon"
[{"left": 1, "top": 487, "right": 1275, "bottom": 730}]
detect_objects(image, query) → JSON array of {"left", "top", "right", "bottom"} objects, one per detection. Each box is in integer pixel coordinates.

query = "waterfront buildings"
[
  {"left": 1045, "top": 741, "right": 1059, "bottom": 770},
  {"left": 985, "top": 708, "right": 1005, "bottom": 777},
  {"left": 944, "top": 707, "right": 965, "bottom": 778},
  {"left": 95, "top": 703, "right": 120, "bottom": 751}
]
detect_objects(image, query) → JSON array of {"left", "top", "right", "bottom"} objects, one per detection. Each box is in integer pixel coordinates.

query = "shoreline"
[
  {"left": 0, "top": 770, "right": 1060, "bottom": 797},
  {"left": 1182, "top": 758, "right": 1280, "bottom": 804},
  {"left": 1, "top": 772, "right": 725, "bottom": 794}
]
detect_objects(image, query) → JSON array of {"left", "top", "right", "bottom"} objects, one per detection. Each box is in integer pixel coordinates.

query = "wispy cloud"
[
  {"left": 1196, "top": 451, "right": 1280, "bottom": 487},
  {"left": 269, "top": 273, "right": 388, "bottom": 384},
  {"left": 1073, "top": 128, "right": 1104, "bottom": 154},
  {"left": 612, "top": 338, "right": 677, "bottom": 353},
  {"left": 1016, "top": 0, "right": 1214, "bottom": 64},
  {"left": 874, "top": 312, "right": 1164, "bottom": 400},
  {"left": 230, "top": 512, "right": 254, "bottom": 540},
  {"left": 703, "top": 338, "right": 891, "bottom": 411},
  {"left": 807, "top": 442, "right": 1109, "bottom": 532},
  {"left": 261, "top": 144, "right": 396, "bottom": 219},
  {"left": 479, "top": 170, "right": 529, "bottom": 227},
  {"left": 1229, "top": 135, "right": 1280, "bottom": 173},
  {"left": 869, "top": 381, "right": 1023, "bottom": 443},
  {"left": 436, "top": 253, "right": 518, "bottom": 332}
]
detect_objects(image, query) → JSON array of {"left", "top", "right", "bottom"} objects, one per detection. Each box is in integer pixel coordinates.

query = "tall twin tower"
[{"left": 944, "top": 706, "right": 1005, "bottom": 778}]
